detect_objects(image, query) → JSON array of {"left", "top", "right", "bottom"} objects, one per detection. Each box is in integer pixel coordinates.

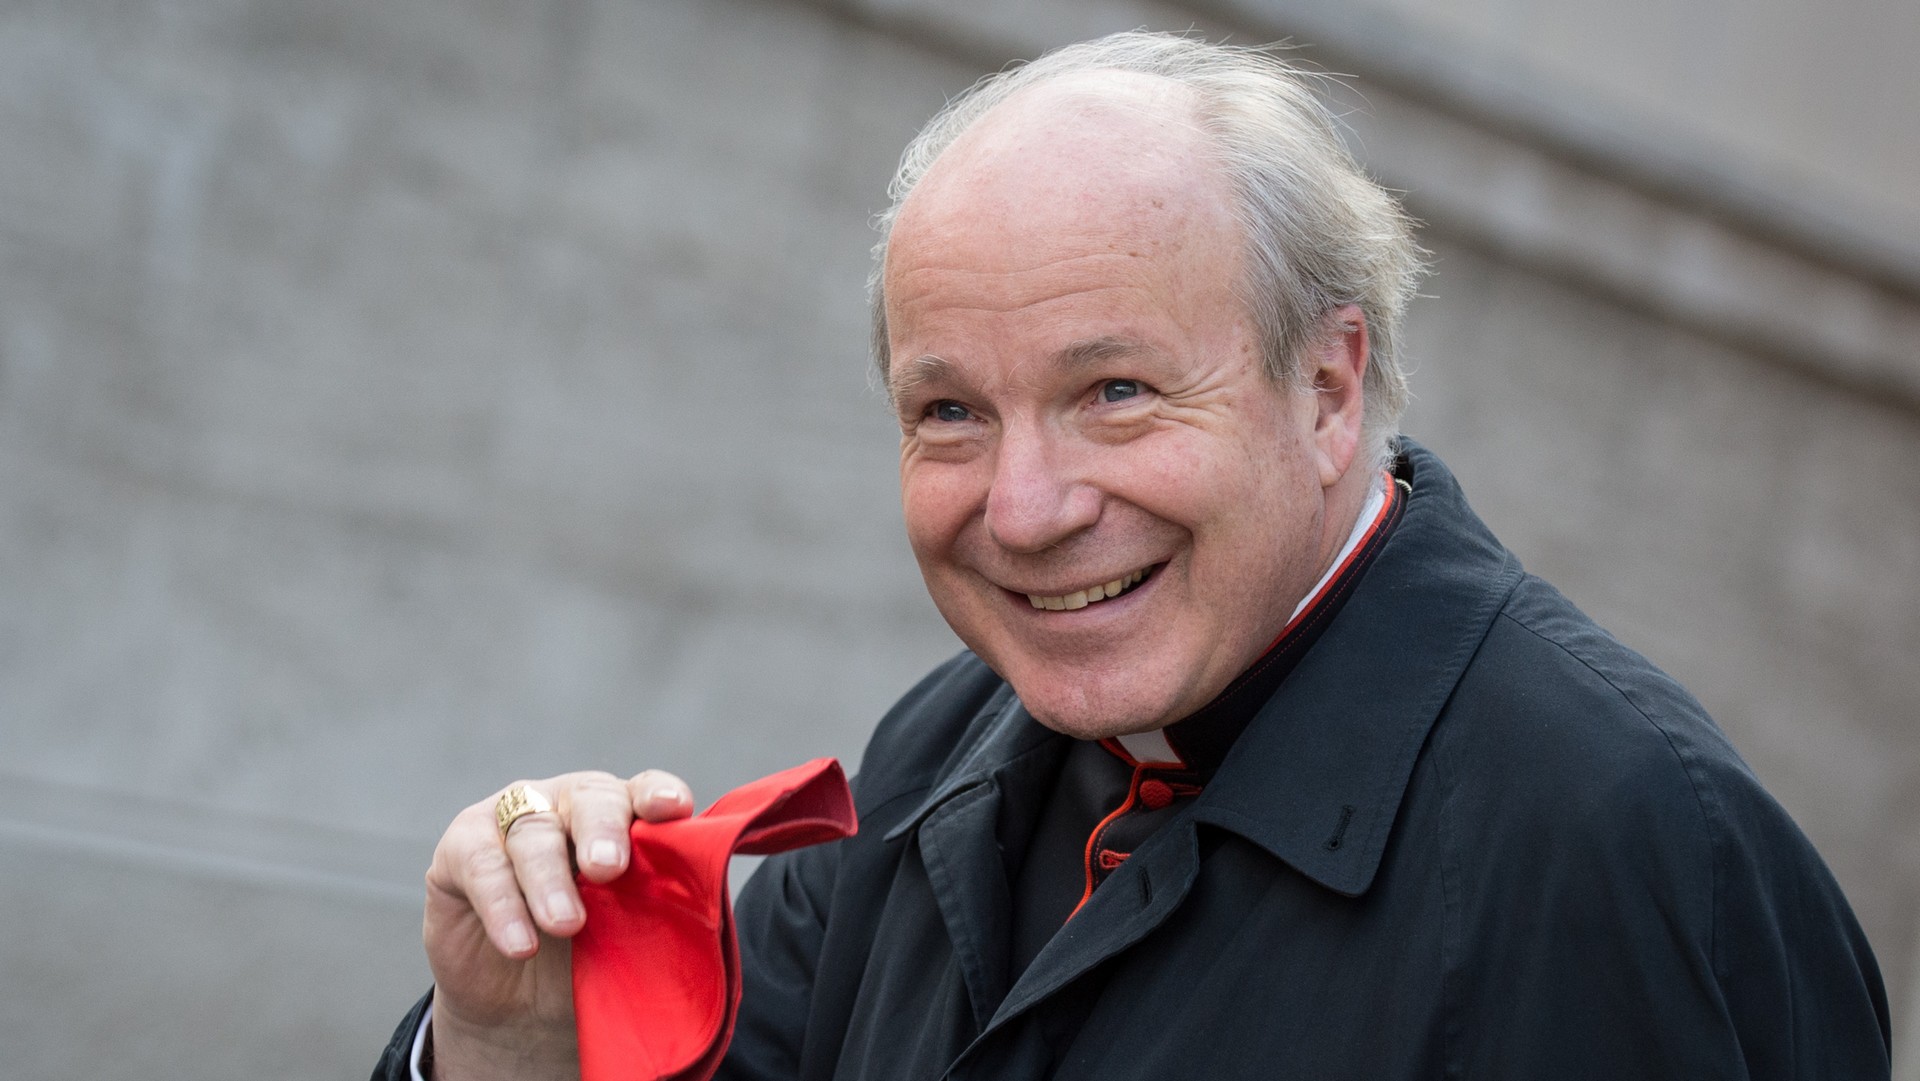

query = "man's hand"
[{"left": 421, "top": 769, "right": 694, "bottom": 1081}]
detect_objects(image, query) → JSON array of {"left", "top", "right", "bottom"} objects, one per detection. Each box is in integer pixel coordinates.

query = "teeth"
[{"left": 1026, "top": 568, "right": 1148, "bottom": 611}]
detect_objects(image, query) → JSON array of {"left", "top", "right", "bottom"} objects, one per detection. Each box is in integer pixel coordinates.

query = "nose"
[{"left": 983, "top": 425, "right": 1101, "bottom": 553}]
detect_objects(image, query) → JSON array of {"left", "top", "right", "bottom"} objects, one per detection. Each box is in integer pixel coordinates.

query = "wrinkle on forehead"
[{"left": 888, "top": 259, "right": 1157, "bottom": 322}]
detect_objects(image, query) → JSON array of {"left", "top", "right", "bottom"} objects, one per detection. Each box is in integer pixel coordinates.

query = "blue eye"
[
  {"left": 1100, "top": 379, "right": 1142, "bottom": 403},
  {"left": 930, "top": 401, "right": 972, "bottom": 422}
]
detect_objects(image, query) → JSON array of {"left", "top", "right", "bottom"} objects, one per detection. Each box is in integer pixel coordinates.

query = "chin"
[
  {"left": 1027, "top": 712, "right": 1164, "bottom": 741},
  {"left": 1007, "top": 677, "right": 1190, "bottom": 740}
]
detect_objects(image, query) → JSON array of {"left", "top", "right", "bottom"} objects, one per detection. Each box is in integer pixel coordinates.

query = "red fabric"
[{"left": 572, "top": 758, "right": 857, "bottom": 1081}]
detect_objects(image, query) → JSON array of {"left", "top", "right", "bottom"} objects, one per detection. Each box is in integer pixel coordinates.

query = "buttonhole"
[{"left": 1323, "top": 805, "right": 1355, "bottom": 851}]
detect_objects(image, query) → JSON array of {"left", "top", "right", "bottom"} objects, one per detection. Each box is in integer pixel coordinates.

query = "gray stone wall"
[
  {"left": 2, "top": 0, "right": 1913, "bottom": 1076},
  {"left": 2, "top": 1, "right": 971, "bottom": 1074},
  {"left": 1323, "top": 0, "right": 1920, "bottom": 251}
]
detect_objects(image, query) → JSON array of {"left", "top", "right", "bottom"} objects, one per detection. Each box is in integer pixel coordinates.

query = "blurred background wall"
[{"left": 2, "top": 0, "right": 1916, "bottom": 1075}]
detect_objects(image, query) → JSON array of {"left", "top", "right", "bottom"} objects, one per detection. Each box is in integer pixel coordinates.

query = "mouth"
[{"left": 1023, "top": 566, "right": 1153, "bottom": 611}]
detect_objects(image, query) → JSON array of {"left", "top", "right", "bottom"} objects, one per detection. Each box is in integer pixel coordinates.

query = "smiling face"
[{"left": 883, "top": 75, "right": 1372, "bottom": 739}]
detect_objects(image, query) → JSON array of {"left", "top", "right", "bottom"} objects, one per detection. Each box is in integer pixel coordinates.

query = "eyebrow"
[
  {"left": 1058, "top": 335, "right": 1149, "bottom": 367},
  {"left": 891, "top": 354, "right": 957, "bottom": 398}
]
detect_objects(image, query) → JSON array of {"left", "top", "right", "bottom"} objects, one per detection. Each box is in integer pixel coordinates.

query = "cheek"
[
  {"left": 899, "top": 464, "right": 981, "bottom": 561},
  {"left": 1110, "top": 435, "right": 1267, "bottom": 526},
  {"left": 1122, "top": 431, "right": 1314, "bottom": 555}
]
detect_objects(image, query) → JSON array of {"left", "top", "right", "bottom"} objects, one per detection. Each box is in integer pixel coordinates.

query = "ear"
[{"left": 1304, "top": 304, "right": 1369, "bottom": 489}]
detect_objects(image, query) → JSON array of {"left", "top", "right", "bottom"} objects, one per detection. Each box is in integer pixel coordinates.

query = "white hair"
[{"left": 869, "top": 31, "right": 1427, "bottom": 468}]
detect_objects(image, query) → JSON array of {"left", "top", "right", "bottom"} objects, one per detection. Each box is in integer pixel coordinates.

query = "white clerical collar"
[{"left": 1289, "top": 473, "right": 1390, "bottom": 626}]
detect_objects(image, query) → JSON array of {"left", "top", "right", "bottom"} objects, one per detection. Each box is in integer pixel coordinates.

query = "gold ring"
[{"left": 495, "top": 784, "right": 555, "bottom": 838}]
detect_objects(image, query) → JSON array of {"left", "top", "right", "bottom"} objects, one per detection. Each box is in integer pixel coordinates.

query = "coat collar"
[
  {"left": 887, "top": 441, "right": 1523, "bottom": 899},
  {"left": 883, "top": 691, "right": 1054, "bottom": 846},
  {"left": 1192, "top": 440, "right": 1522, "bottom": 896}
]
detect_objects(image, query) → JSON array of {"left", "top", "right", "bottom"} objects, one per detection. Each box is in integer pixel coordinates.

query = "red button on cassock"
[{"left": 1138, "top": 778, "right": 1174, "bottom": 810}]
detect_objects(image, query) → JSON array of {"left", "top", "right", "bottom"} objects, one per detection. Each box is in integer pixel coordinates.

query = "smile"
[{"left": 1025, "top": 567, "right": 1151, "bottom": 611}]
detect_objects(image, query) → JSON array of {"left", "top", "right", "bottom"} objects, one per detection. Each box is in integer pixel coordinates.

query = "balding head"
[{"left": 887, "top": 72, "right": 1239, "bottom": 346}]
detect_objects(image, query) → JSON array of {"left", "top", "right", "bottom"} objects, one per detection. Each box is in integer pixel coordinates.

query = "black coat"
[{"left": 376, "top": 443, "right": 1889, "bottom": 1079}]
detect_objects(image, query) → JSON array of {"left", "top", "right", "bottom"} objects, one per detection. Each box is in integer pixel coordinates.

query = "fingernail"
[
  {"left": 646, "top": 788, "right": 687, "bottom": 814},
  {"left": 504, "top": 921, "right": 535, "bottom": 955},
  {"left": 546, "top": 890, "right": 579, "bottom": 924},
  {"left": 588, "top": 839, "right": 621, "bottom": 868}
]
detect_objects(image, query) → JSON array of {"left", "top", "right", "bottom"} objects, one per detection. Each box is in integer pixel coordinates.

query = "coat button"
[{"left": 1138, "top": 778, "right": 1174, "bottom": 810}]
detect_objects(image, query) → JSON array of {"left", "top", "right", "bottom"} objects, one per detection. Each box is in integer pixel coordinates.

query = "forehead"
[{"left": 883, "top": 75, "right": 1247, "bottom": 374}]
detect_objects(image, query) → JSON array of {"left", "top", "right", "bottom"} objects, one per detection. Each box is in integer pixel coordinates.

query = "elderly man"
[{"left": 376, "top": 32, "right": 1889, "bottom": 1081}]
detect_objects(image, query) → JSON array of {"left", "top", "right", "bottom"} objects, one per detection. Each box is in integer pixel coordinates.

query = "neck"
[{"left": 1309, "top": 465, "right": 1381, "bottom": 595}]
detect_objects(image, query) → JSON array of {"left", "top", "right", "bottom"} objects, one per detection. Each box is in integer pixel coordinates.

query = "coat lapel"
[
  {"left": 988, "top": 814, "right": 1199, "bottom": 1027},
  {"left": 915, "top": 779, "right": 1014, "bottom": 1031}
]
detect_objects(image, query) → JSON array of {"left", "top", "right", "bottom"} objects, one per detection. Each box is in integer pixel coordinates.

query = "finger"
[
  {"left": 629, "top": 769, "right": 694, "bottom": 822},
  {"left": 500, "top": 789, "right": 587, "bottom": 937},
  {"left": 433, "top": 803, "right": 542, "bottom": 959},
  {"left": 558, "top": 771, "right": 642, "bottom": 884}
]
